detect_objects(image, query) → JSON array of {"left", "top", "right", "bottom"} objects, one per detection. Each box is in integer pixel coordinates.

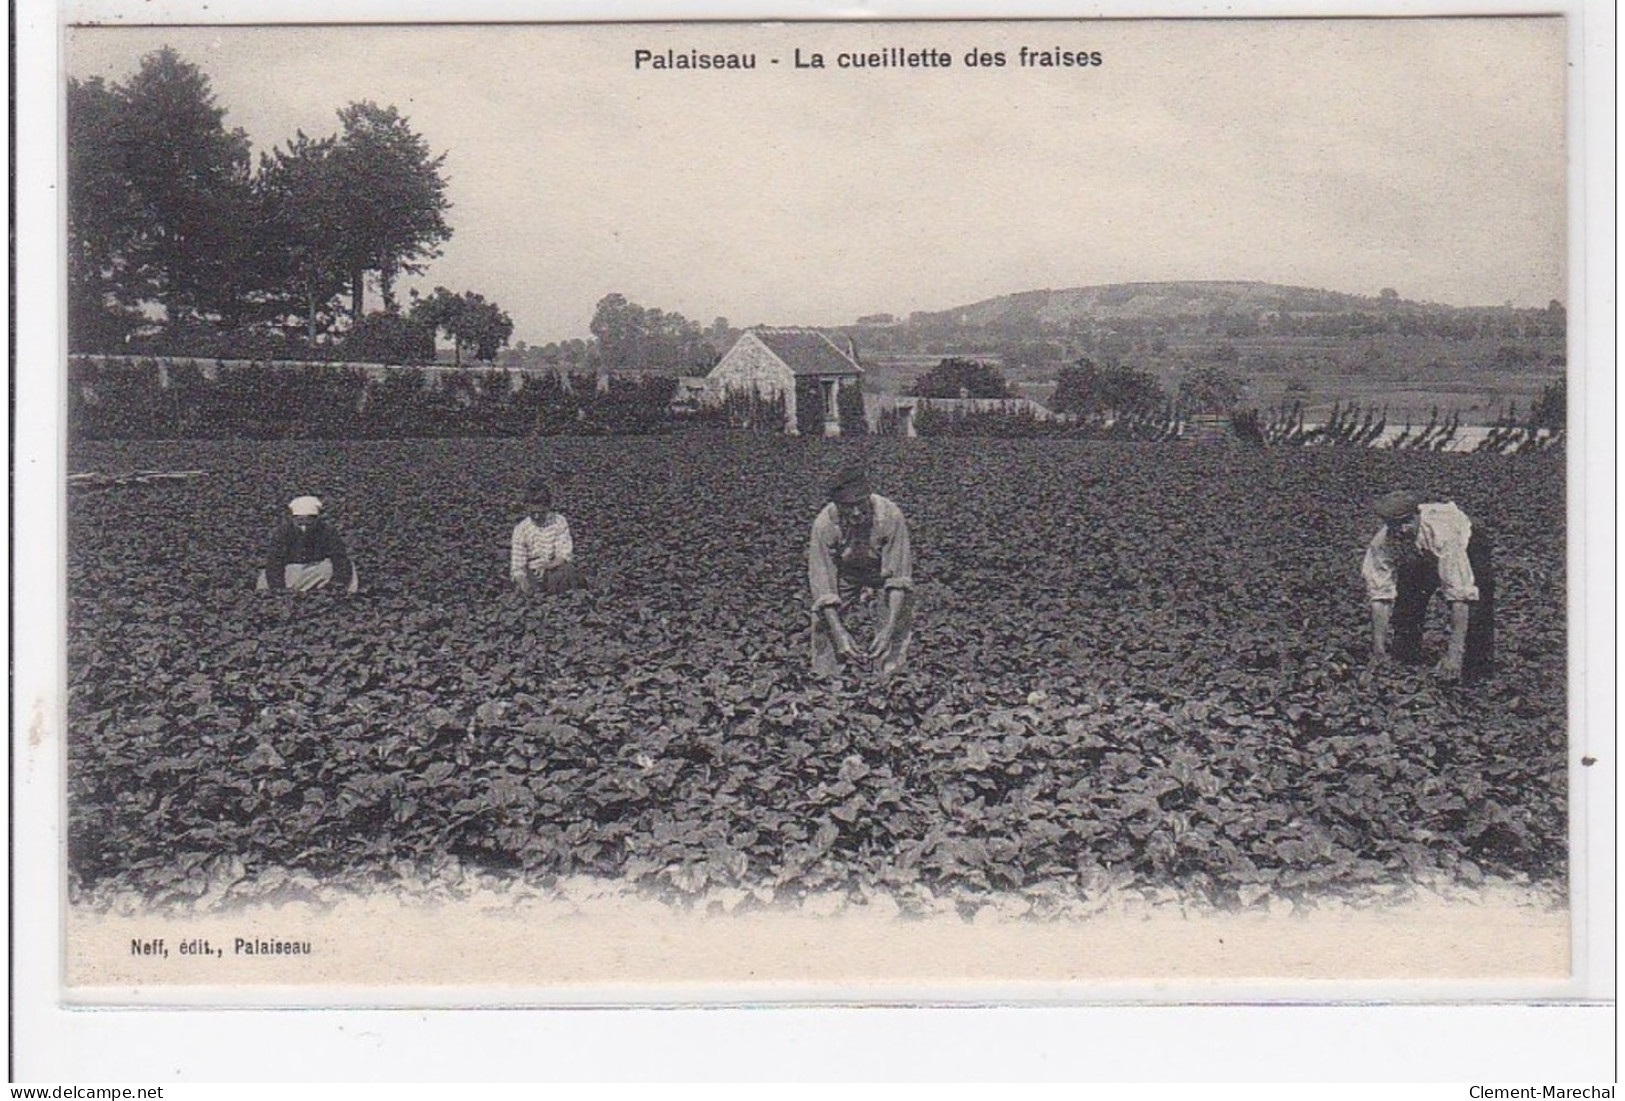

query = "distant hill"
[
  {"left": 828, "top": 281, "right": 1566, "bottom": 425},
  {"left": 906, "top": 280, "right": 1477, "bottom": 327}
]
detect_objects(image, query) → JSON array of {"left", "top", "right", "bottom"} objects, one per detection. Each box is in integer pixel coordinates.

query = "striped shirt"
[
  {"left": 511, "top": 513, "right": 574, "bottom": 580},
  {"left": 1362, "top": 501, "right": 1479, "bottom": 603}
]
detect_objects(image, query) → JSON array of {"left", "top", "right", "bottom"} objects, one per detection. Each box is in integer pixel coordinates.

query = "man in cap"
[
  {"left": 808, "top": 465, "right": 915, "bottom": 677},
  {"left": 1362, "top": 490, "right": 1494, "bottom": 682},
  {"left": 256, "top": 495, "right": 359, "bottom": 595},
  {"left": 510, "top": 477, "right": 585, "bottom": 595}
]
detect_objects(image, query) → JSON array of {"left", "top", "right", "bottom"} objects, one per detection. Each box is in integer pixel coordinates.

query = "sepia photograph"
[{"left": 21, "top": 5, "right": 1610, "bottom": 1041}]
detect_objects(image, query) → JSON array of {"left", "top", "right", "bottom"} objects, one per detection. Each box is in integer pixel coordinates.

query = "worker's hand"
[
  {"left": 1368, "top": 642, "right": 1389, "bottom": 667},
  {"left": 832, "top": 623, "right": 860, "bottom": 661},
  {"left": 1435, "top": 650, "right": 1464, "bottom": 682},
  {"left": 868, "top": 622, "right": 894, "bottom": 661},
  {"left": 514, "top": 574, "right": 534, "bottom": 596}
]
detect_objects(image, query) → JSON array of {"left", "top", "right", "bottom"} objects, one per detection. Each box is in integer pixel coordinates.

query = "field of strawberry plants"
[{"left": 65, "top": 436, "right": 1567, "bottom": 914}]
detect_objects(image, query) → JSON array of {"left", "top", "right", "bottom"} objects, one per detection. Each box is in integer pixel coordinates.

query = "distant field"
[{"left": 864, "top": 333, "right": 1563, "bottom": 426}]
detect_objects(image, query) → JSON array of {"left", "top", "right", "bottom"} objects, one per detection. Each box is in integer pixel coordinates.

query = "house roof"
[{"left": 750, "top": 328, "right": 863, "bottom": 377}]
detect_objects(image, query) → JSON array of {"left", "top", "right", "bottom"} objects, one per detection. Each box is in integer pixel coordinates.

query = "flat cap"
[
  {"left": 826, "top": 465, "right": 871, "bottom": 505},
  {"left": 287, "top": 495, "right": 322, "bottom": 517},
  {"left": 1372, "top": 490, "right": 1424, "bottom": 521}
]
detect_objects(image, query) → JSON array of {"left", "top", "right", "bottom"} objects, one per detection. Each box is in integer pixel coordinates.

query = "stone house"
[{"left": 706, "top": 327, "right": 863, "bottom": 435}]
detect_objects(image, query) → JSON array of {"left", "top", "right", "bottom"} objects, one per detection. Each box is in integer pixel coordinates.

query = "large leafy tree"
[
  {"left": 462, "top": 295, "right": 516, "bottom": 362},
  {"left": 66, "top": 49, "right": 466, "bottom": 355},
  {"left": 256, "top": 131, "right": 352, "bottom": 344},
  {"left": 66, "top": 50, "right": 257, "bottom": 346},
  {"left": 589, "top": 293, "right": 718, "bottom": 373},
  {"left": 330, "top": 102, "right": 452, "bottom": 318},
  {"left": 1050, "top": 358, "right": 1167, "bottom": 419},
  {"left": 114, "top": 47, "right": 256, "bottom": 330},
  {"left": 256, "top": 103, "right": 454, "bottom": 337},
  {"left": 409, "top": 286, "right": 513, "bottom": 365},
  {"left": 66, "top": 76, "right": 145, "bottom": 351},
  {"left": 589, "top": 293, "right": 642, "bottom": 369},
  {"left": 908, "top": 357, "right": 1012, "bottom": 399}
]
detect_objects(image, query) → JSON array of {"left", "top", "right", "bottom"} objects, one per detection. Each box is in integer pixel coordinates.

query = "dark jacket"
[{"left": 264, "top": 518, "right": 352, "bottom": 587}]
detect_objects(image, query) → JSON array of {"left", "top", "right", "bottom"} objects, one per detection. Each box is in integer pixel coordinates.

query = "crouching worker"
[
  {"left": 1362, "top": 489, "right": 1495, "bottom": 683},
  {"left": 511, "top": 478, "right": 586, "bottom": 595},
  {"left": 809, "top": 465, "right": 915, "bottom": 678},
  {"left": 256, "top": 495, "right": 359, "bottom": 595}
]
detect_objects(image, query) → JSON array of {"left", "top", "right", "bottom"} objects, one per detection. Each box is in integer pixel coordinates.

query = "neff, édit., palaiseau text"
[
  {"left": 633, "top": 46, "right": 1103, "bottom": 71},
  {"left": 128, "top": 935, "right": 313, "bottom": 958}
]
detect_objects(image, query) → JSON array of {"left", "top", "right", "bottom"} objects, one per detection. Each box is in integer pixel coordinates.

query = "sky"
[{"left": 66, "top": 18, "right": 1569, "bottom": 345}]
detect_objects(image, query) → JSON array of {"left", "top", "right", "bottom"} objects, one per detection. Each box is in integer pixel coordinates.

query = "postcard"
[{"left": 12, "top": 1, "right": 1614, "bottom": 1081}]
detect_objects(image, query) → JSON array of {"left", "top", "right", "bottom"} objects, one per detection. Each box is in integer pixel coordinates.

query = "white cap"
[{"left": 288, "top": 495, "right": 322, "bottom": 517}]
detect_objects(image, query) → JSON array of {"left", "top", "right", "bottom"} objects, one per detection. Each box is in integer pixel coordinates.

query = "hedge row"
[{"left": 67, "top": 359, "right": 682, "bottom": 440}]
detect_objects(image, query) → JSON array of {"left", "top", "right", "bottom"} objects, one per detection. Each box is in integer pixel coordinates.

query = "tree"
[
  {"left": 256, "top": 102, "right": 452, "bottom": 332},
  {"left": 1049, "top": 358, "right": 1167, "bottom": 419},
  {"left": 66, "top": 76, "right": 145, "bottom": 351},
  {"left": 66, "top": 48, "right": 259, "bottom": 339},
  {"left": 589, "top": 293, "right": 716, "bottom": 373},
  {"left": 409, "top": 288, "right": 468, "bottom": 363},
  {"left": 113, "top": 47, "right": 256, "bottom": 329},
  {"left": 1530, "top": 377, "right": 1565, "bottom": 431},
  {"left": 409, "top": 287, "right": 513, "bottom": 365},
  {"left": 256, "top": 130, "right": 352, "bottom": 345},
  {"left": 463, "top": 295, "right": 516, "bottom": 362},
  {"left": 589, "top": 293, "right": 642, "bottom": 369},
  {"left": 329, "top": 102, "right": 452, "bottom": 318},
  {"left": 908, "top": 358, "right": 1011, "bottom": 399},
  {"left": 64, "top": 49, "right": 460, "bottom": 356},
  {"left": 342, "top": 310, "right": 436, "bottom": 364},
  {"left": 1177, "top": 366, "right": 1247, "bottom": 414},
  {"left": 1544, "top": 299, "right": 1567, "bottom": 340}
]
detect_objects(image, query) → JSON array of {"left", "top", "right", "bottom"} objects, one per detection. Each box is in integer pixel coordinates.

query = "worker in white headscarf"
[{"left": 256, "top": 495, "right": 359, "bottom": 595}]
